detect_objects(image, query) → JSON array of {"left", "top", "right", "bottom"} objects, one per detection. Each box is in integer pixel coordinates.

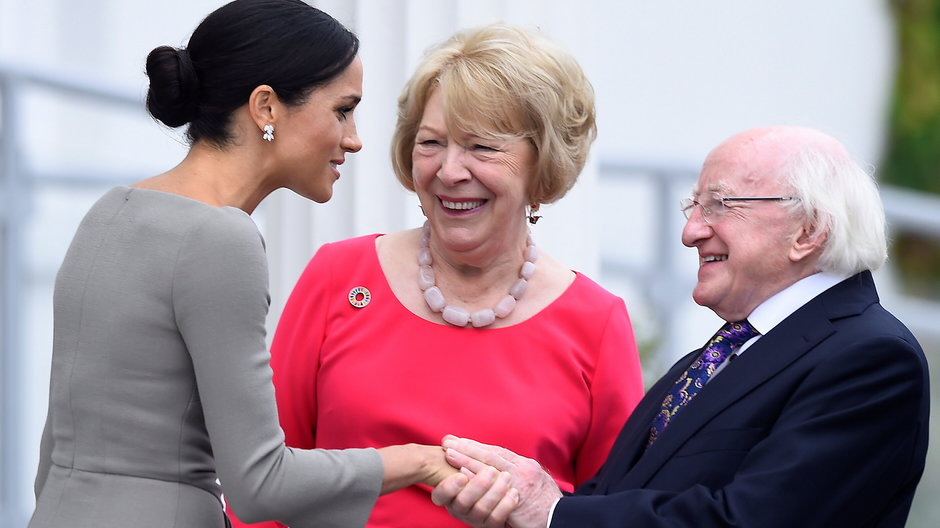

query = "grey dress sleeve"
[
  {"left": 171, "top": 208, "right": 383, "bottom": 528},
  {"left": 33, "top": 399, "right": 54, "bottom": 499}
]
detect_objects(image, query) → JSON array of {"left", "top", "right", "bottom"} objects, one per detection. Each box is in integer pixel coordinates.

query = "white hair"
[{"left": 783, "top": 147, "right": 887, "bottom": 275}]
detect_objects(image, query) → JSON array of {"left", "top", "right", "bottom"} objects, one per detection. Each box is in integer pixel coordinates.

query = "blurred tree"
[{"left": 882, "top": 0, "right": 940, "bottom": 298}]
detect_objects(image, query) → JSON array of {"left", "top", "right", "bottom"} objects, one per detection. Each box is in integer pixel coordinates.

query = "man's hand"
[
  {"left": 432, "top": 466, "right": 519, "bottom": 527},
  {"left": 431, "top": 435, "right": 562, "bottom": 528}
]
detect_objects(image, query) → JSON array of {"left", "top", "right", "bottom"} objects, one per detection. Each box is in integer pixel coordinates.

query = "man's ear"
[
  {"left": 248, "top": 84, "right": 279, "bottom": 130},
  {"left": 790, "top": 213, "right": 828, "bottom": 263}
]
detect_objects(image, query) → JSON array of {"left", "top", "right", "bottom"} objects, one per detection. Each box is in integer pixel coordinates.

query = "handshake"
[{"left": 428, "top": 435, "right": 561, "bottom": 528}]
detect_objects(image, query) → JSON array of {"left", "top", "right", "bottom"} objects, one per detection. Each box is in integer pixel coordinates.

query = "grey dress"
[{"left": 29, "top": 187, "right": 383, "bottom": 528}]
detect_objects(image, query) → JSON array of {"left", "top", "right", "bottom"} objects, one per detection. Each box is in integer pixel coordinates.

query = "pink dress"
[{"left": 230, "top": 234, "right": 644, "bottom": 528}]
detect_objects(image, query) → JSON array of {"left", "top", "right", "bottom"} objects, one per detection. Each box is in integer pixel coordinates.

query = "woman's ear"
[{"left": 248, "top": 84, "right": 278, "bottom": 130}]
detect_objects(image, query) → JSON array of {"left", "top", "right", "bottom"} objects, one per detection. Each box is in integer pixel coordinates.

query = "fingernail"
[{"left": 509, "top": 488, "right": 520, "bottom": 503}]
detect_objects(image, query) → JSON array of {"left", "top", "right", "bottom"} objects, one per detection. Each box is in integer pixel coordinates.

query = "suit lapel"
[
  {"left": 607, "top": 272, "right": 878, "bottom": 490},
  {"left": 594, "top": 349, "right": 700, "bottom": 493}
]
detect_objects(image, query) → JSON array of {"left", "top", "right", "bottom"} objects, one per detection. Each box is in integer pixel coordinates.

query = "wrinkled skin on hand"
[{"left": 431, "top": 436, "right": 562, "bottom": 528}]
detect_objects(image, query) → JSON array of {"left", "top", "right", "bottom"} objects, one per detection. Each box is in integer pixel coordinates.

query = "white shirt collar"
[
  {"left": 712, "top": 271, "right": 851, "bottom": 379},
  {"left": 746, "top": 271, "right": 849, "bottom": 336}
]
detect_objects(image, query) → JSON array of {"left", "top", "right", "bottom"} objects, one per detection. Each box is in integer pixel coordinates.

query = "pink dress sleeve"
[{"left": 572, "top": 296, "right": 644, "bottom": 484}]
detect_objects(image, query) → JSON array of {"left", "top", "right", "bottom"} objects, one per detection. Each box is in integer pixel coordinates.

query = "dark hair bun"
[
  {"left": 142, "top": 0, "right": 358, "bottom": 145},
  {"left": 145, "top": 46, "right": 199, "bottom": 127}
]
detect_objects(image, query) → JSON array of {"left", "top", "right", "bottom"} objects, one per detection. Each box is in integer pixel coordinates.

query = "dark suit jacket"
[{"left": 553, "top": 271, "right": 930, "bottom": 527}]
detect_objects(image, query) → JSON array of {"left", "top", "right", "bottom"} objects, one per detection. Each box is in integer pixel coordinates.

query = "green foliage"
[
  {"left": 884, "top": 0, "right": 940, "bottom": 194},
  {"left": 882, "top": 0, "right": 940, "bottom": 299}
]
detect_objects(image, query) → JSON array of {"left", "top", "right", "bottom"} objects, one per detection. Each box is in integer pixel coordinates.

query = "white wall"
[{"left": 591, "top": 1, "right": 894, "bottom": 166}]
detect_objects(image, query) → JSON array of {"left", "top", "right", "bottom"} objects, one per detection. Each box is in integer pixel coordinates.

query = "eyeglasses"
[{"left": 680, "top": 194, "right": 799, "bottom": 223}]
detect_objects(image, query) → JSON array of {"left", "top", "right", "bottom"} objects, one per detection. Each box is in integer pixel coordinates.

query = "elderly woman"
[{"left": 234, "top": 23, "right": 645, "bottom": 528}]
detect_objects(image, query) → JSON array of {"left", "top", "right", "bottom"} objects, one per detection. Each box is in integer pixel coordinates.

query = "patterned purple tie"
[{"left": 648, "top": 320, "right": 759, "bottom": 446}]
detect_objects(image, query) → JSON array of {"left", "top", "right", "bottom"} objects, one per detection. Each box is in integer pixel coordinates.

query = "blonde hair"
[{"left": 391, "top": 23, "right": 596, "bottom": 205}]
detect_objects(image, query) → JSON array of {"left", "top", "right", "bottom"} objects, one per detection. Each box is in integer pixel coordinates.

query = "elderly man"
[{"left": 432, "top": 126, "right": 930, "bottom": 528}]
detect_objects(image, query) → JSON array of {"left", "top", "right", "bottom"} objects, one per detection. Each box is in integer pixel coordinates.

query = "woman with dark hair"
[{"left": 28, "top": 2, "right": 453, "bottom": 528}]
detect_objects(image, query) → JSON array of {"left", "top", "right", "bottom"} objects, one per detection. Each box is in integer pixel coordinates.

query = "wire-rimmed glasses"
[{"left": 680, "top": 194, "right": 799, "bottom": 223}]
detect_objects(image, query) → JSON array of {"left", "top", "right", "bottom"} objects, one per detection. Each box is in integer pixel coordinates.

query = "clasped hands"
[{"left": 431, "top": 435, "right": 562, "bottom": 528}]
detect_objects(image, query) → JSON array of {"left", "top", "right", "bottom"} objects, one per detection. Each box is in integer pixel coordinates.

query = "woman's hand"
[
  {"left": 377, "top": 443, "right": 459, "bottom": 494},
  {"left": 419, "top": 443, "right": 462, "bottom": 487}
]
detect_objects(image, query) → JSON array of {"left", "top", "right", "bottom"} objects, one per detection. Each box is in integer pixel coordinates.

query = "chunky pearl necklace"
[{"left": 417, "top": 221, "right": 538, "bottom": 328}]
